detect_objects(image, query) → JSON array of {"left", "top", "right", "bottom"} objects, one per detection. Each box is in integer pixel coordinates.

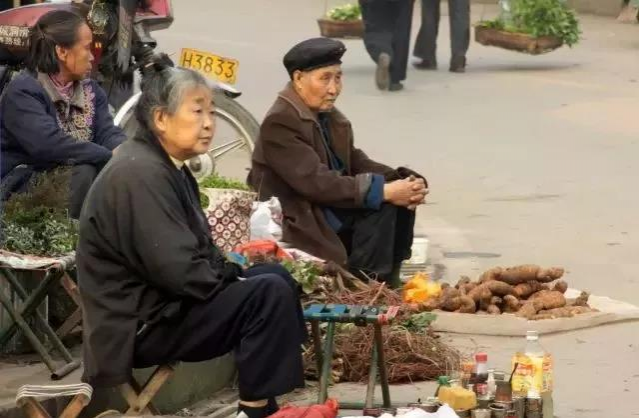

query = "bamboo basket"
[
  {"left": 475, "top": 26, "right": 563, "bottom": 55},
  {"left": 317, "top": 18, "right": 364, "bottom": 39}
]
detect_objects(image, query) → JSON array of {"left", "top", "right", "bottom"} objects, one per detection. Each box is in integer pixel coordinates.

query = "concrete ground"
[
  {"left": 154, "top": 2, "right": 639, "bottom": 417},
  {"left": 2, "top": 2, "right": 638, "bottom": 418}
]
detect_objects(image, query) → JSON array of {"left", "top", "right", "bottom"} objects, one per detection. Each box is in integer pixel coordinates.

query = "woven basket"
[
  {"left": 475, "top": 26, "right": 563, "bottom": 55},
  {"left": 317, "top": 18, "right": 365, "bottom": 39},
  {"left": 202, "top": 188, "right": 257, "bottom": 253}
]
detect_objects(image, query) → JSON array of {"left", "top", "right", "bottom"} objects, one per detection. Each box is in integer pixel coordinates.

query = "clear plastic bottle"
[{"left": 511, "top": 331, "right": 554, "bottom": 402}]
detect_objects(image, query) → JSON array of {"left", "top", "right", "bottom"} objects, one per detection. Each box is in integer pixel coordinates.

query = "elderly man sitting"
[{"left": 249, "top": 38, "right": 428, "bottom": 288}]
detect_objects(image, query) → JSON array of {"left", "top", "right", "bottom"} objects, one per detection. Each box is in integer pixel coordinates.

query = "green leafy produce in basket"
[
  {"left": 198, "top": 173, "right": 251, "bottom": 208},
  {"left": 327, "top": 3, "right": 362, "bottom": 21},
  {"left": 479, "top": 0, "right": 580, "bottom": 47},
  {"left": 1, "top": 169, "right": 78, "bottom": 257}
]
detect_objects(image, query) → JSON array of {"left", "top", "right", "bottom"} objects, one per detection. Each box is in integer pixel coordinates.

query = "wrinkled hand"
[
  {"left": 407, "top": 175, "right": 428, "bottom": 210},
  {"left": 384, "top": 176, "right": 427, "bottom": 208}
]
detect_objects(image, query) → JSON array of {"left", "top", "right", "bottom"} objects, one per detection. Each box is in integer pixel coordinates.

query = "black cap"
[{"left": 283, "top": 38, "right": 346, "bottom": 78}]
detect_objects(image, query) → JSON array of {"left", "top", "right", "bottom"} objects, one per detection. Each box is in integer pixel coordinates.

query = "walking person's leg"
[
  {"left": 388, "top": 0, "right": 415, "bottom": 91},
  {"left": 448, "top": 0, "right": 470, "bottom": 72},
  {"left": 413, "top": 0, "right": 440, "bottom": 69},
  {"left": 360, "top": 0, "right": 395, "bottom": 90}
]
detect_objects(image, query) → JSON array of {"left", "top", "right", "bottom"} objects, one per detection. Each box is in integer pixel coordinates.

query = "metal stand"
[{"left": 305, "top": 304, "right": 399, "bottom": 410}]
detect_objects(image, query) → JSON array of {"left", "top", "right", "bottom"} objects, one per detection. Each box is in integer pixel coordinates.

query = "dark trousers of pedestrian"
[
  {"left": 414, "top": 0, "right": 470, "bottom": 63},
  {"left": 133, "top": 263, "right": 306, "bottom": 402},
  {"left": 0, "top": 163, "right": 103, "bottom": 219},
  {"left": 335, "top": 203, "right": 415, "bottom": 287},
  {"left": 359, "top": 0, "right": 415, "bottom": 84}
]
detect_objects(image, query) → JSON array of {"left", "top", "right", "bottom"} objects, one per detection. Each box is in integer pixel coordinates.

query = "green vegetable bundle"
[
  {"left": 198, "top": 173, "right": 251, "bottom": 208},
  {"left": 1, "top": 169, "right": 78, "bottom": 257},
  {"left": 480, "top": 0, "right": 580, "bottom": 47},
  {"left": 327, "top": 3, "right": 362, "bottom": 21}
]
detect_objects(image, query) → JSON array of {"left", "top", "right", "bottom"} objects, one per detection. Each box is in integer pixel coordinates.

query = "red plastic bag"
[
  {"left": 233, "top": 240, "right": 292, "bottom": 262},
  {"left": 268, "top": 399, "right": 339, "bottom": 418}
]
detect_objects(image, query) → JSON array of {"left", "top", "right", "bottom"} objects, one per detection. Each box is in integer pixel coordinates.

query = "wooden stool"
[
  {"left": 16, "top": 384, "right": 93, "bottom": 418},
  {"left": 0, "top": 253, "right": 81, "bottom": 379},
  {"left": 119, "top": 364, "right": 176, "bottom": 416}
]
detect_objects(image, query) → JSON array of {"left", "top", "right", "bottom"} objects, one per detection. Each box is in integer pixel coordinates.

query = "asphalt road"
[{"left": 154, "top": 2, "right": 639, "bottom": 417}]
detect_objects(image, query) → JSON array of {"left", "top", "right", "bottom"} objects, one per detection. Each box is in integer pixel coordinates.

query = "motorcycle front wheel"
[{"left": 114, "top": 92, "right": 260, "bottom": 181}]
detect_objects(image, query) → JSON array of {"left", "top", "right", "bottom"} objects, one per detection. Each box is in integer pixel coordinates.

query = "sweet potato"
[
  {"left": 516, "top": 300, "right": 544, "bottom": 319},
  {"left": 442, "top": 287, "right": 461, "bottom": 299},
  {"left": 503, "top": 295, "right": 521, "bottom": 313},
  {"left": 420, "top": 298, "right": 442, "bottom": 311},
  {"left": 457, "top": 296, "right": 477, "bottom": 313},
  {"left": 442, "top": 296, "right": 463, "bottom": 312},
  {"left": 456, "top": 276, "right": 471, "bottom": 289},
  {"left": 459, "top": 282, "right": 478, "bottom": 295},
  {"left": 486, "top": 280, "right": 515, "bottom": 296},
  {"left": 534, "top": 306, "right": 594, "bottom": 320},
  {"left": 513, "top": 281, "right": 545, "bottom": 298},
  {"left": 569, "top": 291, "right": 590, "bottom": 307},
  {"left": 498, "top": 265, "right": 565, "bottom": 285},
  {"left": 490, "top": 296, "right": 503, "bottom": 306},
  {"left": 479, "top": 294, "right": 494, "bottom": 311},
  {"left": 529, "top": 290, "right": 566, "bottom": 310},
  {"left": 478, "top": 267, "right": 502, "bottom": 283},
  {"left": 553, "top": 280, "right": 568, "bottom": 294},
  {"left": 487, "top": 305, "right": 501, "bottom": 315},
  {"left": 538, "top": 267, "right": 565, "bottom": 282},
  {"left": 468, "top": 284, "right": 492, "bottom": 303}
]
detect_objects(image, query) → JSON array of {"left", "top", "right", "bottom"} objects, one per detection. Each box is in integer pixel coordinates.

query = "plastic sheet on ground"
[{"left": 430, "top": 288, "right": 639, "bottom": 336}]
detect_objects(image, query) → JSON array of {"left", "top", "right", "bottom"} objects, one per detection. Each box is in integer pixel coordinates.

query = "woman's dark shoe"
[
  {"left": 389, "top": 82, "right": 404, "bottom": 92},
  {"left": 449, "top": 55, "right": 467, "bottom": 73},
  {"left": 413, "top": 58, "right": 438, "bottom": 70},
  {"left": 376, "top": 52, "right": 391, "bottom": 90}
]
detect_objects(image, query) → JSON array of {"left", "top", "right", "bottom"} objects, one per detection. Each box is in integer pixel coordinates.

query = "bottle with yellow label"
[{"left": 511, "top": 331, "right": 553, "bottom": 398}]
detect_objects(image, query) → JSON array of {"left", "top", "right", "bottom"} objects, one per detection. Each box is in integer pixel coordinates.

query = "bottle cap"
[
  {"left": 475, "top": 352, "right": 488, "bottom": 362},
  {"left": 437, "top": 376, "right": 450, "bottom": 386}
]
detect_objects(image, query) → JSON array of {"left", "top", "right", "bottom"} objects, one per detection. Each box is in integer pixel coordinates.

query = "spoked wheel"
[{"left": 115, "top": 91, "right": 259, "bottom": 182}]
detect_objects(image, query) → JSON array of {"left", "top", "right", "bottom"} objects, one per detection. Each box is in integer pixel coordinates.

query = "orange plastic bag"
[
  {"left": 268, "top": 399, "right": 339, "bottom": 418},
  {"left": 403, "top": 272, "right": 442, "bottom": 303}
]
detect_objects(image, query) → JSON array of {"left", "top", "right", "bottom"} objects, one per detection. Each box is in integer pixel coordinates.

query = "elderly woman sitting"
[
  {"left": 0, "top": 10, "right": 124, "bottom": 218},
  {"left": 249, "top": 38, "right": 428, "bottom": 288},
  {"left": 77, "top": 68, "right": 305, "bottom": 418}
]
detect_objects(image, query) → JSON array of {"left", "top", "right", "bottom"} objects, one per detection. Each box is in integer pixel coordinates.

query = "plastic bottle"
[
  {"left": 473, "top": 353, "right": 489, "bottom": 400},
  {"left": 511, "top": 331, "right": 554, "bottom": 401}
]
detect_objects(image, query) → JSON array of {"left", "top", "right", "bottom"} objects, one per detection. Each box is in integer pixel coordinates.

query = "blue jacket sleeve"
[
  {"left": 2, "top": 84, "right": 112, "bottom": 166},
  {"left": 91, "top": 82, "right": 126, "bottom": 151},
  {"left": 364, "top": 174, "right": 384, "bottom": 210}
]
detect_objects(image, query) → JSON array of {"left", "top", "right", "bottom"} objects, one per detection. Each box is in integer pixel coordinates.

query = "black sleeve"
[
  {"left": 108, "top": 162, "right": 227, "bottom": 300},
  {"left": 1, "top": 85, "right": 112, "bottom": 165}
]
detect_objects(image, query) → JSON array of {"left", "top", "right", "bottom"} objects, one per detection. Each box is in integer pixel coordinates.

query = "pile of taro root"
[{"left": 408, "top": 264, "right": 597, "bottom": 320}]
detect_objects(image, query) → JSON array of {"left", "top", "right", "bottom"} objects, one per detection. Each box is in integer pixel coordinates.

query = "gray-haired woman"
[{"left": 76, "top": 67, "right": 305, "bottom": 418}]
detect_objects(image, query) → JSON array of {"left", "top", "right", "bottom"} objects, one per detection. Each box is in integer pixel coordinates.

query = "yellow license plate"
[{"left": 179, "top": 48, "right": 239, "bottom": 85}]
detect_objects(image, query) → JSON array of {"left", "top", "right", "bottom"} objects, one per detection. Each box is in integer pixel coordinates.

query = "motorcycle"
[{"left": 0, "top": 0, "right": 258, "bottom": 179}]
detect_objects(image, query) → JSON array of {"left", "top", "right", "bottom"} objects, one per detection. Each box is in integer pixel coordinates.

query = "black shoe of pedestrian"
[
  {"left": 449, "top": 55, "right": 467, "bottom": 73},
  {"left": 389, "top": 82, "right": 404, "bottom": 92},
  {"left": 376, "top": 52, "right": 391, "bottom": 90},
  {"left": 413, "top": 58, "right": 437, "bottom": 70}
]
